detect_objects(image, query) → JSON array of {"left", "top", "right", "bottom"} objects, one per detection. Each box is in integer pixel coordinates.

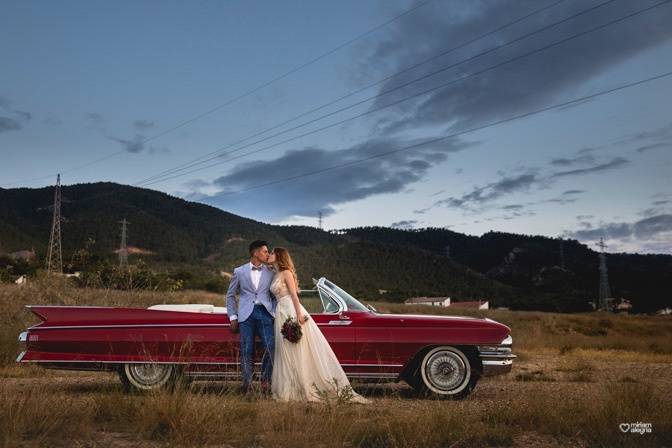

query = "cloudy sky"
[{"left": 1, "top": 0, "right": 671, "bottom": 253}]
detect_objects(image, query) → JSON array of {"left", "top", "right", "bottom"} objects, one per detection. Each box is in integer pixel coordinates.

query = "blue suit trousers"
[{"left": 239, "top": 304, "right": 275, "bottom": 387}]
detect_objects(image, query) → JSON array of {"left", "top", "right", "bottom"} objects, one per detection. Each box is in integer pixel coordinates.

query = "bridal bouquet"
[{"left": 281, "top": 316, "right": 304, "bottom": 343}]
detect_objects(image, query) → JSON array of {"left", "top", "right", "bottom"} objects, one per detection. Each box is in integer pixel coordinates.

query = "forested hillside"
[{"left": 1, "top": 183, "right": 670, "bottom": 312}]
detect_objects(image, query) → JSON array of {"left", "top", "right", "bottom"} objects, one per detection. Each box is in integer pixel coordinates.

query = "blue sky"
[{"left": 1, "top": 0, "right": 671, "bottom": 253}]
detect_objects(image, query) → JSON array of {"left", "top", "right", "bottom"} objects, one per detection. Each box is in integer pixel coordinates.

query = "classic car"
[{"left": 16, "top": 277, "right": 516, "bottom": 399}]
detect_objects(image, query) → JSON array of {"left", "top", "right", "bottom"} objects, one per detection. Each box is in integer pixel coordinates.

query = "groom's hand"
[{"left": 230, "top": 319, "right": 239, "bottom": 333}]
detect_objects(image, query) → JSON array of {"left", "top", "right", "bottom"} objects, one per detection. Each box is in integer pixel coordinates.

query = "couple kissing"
[{"left": 226, "top": 240, "right": 369, "bottom": 404}]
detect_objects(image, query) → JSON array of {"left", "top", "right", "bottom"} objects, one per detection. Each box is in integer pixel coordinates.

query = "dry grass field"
[{"left": 1, "top": 278, "right": 671, "bottom": 447}]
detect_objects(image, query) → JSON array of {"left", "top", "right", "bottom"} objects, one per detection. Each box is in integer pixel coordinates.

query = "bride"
[{"left": 267, "top": 247, "right": 369, "bottom": 404}]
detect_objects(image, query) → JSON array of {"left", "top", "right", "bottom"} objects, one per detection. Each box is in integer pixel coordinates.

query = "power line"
[
  {"left": 136, "top": 0, "right": 569, "bottom": 185},
  {"left": 0, "top": 1, "right": 433, "bottom": 188},
  {"left": 138, "top": 0, "right": 606, "bottom": 186},
  {"left": 205, "top": 71, "right": 672, "bottom": 198},
  {"left": 139, "top": 0, "right": 662, "bottom": 187},
  {"left": 9, "top": 71, "right": 669, "bottom": 227}
]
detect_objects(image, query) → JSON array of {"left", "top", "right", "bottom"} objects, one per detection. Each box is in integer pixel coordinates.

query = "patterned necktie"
[{"left": 251, "top": 265, "right": 262, "bottom": 271}]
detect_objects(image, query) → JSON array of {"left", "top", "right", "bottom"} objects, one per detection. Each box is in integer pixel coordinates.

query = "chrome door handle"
[{"left": 327, "top": 320, "right": 353, "bottom": 326}]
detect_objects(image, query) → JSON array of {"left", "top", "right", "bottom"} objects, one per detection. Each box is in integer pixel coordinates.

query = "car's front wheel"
[
  {"left": 118, "top": 363, "right": 181, "bottom": 392},
  {"left": 408, "top": 346, "right": 478, "bottom": 399}
]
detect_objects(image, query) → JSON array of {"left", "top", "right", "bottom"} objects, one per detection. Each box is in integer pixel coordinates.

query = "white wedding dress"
[{"left": 270, "top": 274, "right": 369, "bottom": 404}]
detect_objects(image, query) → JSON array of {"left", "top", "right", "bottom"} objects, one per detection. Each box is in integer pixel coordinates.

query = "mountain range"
[{"left": 1, "top": 182, "right": 670, "bottom": 313}]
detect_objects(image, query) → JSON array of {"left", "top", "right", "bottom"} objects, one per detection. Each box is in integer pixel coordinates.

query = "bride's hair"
[{"left": 272, "top": 247, "right": 298, "bottom": 288}]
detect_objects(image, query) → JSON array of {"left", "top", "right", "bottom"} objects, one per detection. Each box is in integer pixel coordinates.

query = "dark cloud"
[
  {"left": 567, "top": 214, "right": 672, "bottom": 252},
  {"left": 634, "top": 214, "right": 672, "bottom": 239},
  {"left": 134, "top": 120, "right": 155, "bottom": 130},
  {"left": 12, "top": 110, "right": 31, "bottom": 121},
  {"left": 551, "top": 157, "right": 629, "bottom": 177},
  {"left": 196, "top": 136, "right": 476, "bottom": 220},
  {"left": 623, "top": 121, "right": 672, "bottom": 143},
  {"left": 363, "top": 1, "right": 672, "bottom": 134},
  {"left": 550, "top": 154, "right": 595, "bottom": 166},
  {"left": 502, "top": 204, "right": 524, "bottom": 210},
  {"left": 434, "top": 172, "right": 540, "bottom": 210},
  {"left": 577, "top": 146, "right": 604, "bottom": 155},
  {"left": 0, "top": 95, "right": 30, "bottom": 130},
  {"left": 636, "top": 142, "right": 670, "bottom": 153},
  {"left": 639, "top": 207, "right": 665, "bottom": 218},
  {"left": 653, "top": 200, "right": 670, "bottom": 206},
  {"left": 568, "top": 222, "right": 633, "bottom": 241},
  {"left": 109, "top": 134, "right": 169, "bottom": 154},
  {"left": 541, "top": 197, "right": 578, "bottom": 205},
  {"left": 0, "top": 116, "right": 22, "bottom": 133},
  {"left": 391, "top": 220, "right": 418, "bottom": 229},
  {"left": 109, "top": 135, "right": 145, "bottom": 153},
  {"left": 562, "top": 190, "right": 585, "bottom": 195}
]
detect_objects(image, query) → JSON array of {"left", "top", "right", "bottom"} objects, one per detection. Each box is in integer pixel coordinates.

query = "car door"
[{"left": 300, "top": 288, "right": 356, "bottom": 365}]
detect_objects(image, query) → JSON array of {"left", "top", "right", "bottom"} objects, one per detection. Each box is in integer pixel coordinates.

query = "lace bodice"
[{"left": 270, "top": 273, "right": 291, "bottom": 299}]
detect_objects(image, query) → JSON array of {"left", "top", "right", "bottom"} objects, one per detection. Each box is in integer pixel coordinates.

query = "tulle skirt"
[{"left": 271, "top": 295, "right": 369, "bottom": 404}]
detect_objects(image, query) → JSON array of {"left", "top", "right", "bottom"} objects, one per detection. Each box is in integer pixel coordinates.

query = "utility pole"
[
  {"left": 118, "top": 218, "right": 130, "bottom": 267},
  {"left": 596, "top": 238, "right": 611, "bottom": 311},
  {"left": 445, "top": 245, "right": 451, "bottom": 260},
  {"left": 46, "top": 174, "right": 63, "bottom": 274},
  {"left": 318, "top": 211, "right": 323, "bottom": 230}
]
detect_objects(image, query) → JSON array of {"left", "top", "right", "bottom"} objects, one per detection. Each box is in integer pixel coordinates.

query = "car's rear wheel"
[
  {"left": 118, "top": 363, "right": 181, "bottom": 392},
  {"left": 408, "top": 346, "right": 478, "bottom": 399}
]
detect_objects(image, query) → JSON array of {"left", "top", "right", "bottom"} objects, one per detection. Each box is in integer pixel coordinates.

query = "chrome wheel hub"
[
  {"left": 425, "top": 351, "right": 467, "bottom": 391},
  {"left": 129, "top": 363, "right": 171, "bottom": 385}
]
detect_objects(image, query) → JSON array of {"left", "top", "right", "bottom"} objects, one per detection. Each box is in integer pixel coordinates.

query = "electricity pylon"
[
  {"left": 46, "top": 174, "right": 63, "bottom": 274},
  {"left": 596, "top": 238, "right": 611, "bottom": 311},
  {"left": 118, "top": 218, "right": 130, "bottom": 267}
]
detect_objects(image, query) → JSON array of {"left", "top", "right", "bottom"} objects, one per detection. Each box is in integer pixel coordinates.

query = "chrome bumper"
[{"left": 478, "top": 336, "right": 516, "bottom": 376}]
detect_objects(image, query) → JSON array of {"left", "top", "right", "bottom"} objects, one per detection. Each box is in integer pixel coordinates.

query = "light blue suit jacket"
[{"left": 226, "top": 263, "right": 276, "bottom": 322}]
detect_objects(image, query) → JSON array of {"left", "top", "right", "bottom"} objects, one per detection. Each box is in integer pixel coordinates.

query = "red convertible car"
[{"left": 17, "top": 277, "right": 515, "bottom": 398}]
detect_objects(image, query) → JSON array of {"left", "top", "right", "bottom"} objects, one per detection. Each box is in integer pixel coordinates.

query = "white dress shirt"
[{"left": 250, "top": 262, "right": 262, "bottom": 291}]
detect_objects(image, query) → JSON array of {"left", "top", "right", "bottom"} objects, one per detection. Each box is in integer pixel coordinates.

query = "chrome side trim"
[
  {"left": 26, "top": 305, "right": 111, "bottom": 309},
  {"left": 186, "top": 372, "right": 399, "bottom": 379},
  {"left": 346, "top": 372, "right": 398, "bottom": 379},
  {"left": 341, "top": 363, "right": 403, "bottom": 367},
  {"left": 22, "top": 360, "right": 255, "bottom": 365},
  {"left": 27, "top": 323, "right": 232, "bottom": 330},
  {"left": 20, "top": 359, "right": 404, "bottom": 368},
  {"left": 16, "top": 351, "right": 26, "bottom": 362}
]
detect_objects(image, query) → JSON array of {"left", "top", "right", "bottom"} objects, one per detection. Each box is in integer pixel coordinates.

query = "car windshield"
[
  {"left": 298, "top": 289, "right": 340, "bottom": 314},
  {"left": 323, "top": 279, "right": 369, "bottom": 312}
]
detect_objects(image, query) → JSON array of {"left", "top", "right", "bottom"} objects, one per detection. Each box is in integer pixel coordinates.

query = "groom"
[{"left": 226, "top": 240, "right": 276, "bottom": 394}]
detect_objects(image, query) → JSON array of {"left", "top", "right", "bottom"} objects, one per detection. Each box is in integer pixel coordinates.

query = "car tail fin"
[{"left": 27, "top": 305, "right": 49, "bottom": 322}]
